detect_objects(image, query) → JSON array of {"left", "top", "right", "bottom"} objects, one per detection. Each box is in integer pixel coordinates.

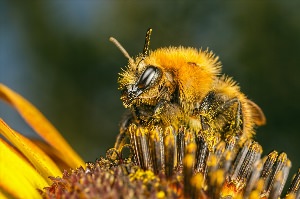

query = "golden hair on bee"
[{"left": 110, "top": 28, "right": 266, "bottom": 151}]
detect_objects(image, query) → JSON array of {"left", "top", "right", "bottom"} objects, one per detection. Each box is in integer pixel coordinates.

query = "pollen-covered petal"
[
  {"left": 0, "top": 138, "right": 48, "bottom": 199},
  {"left": 0, "top": 119, "right": 62, "bottom": 183},
  {"left": 0, "top": 83, "right": 84, "bottom": 169}
]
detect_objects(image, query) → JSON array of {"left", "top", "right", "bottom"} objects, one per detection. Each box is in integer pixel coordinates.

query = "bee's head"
[
  {"left": 111, "top": 28, "right": 170, "bottom": 108},
  {"left": 119, "top": 63, "right": 163, "bottom": 108}
]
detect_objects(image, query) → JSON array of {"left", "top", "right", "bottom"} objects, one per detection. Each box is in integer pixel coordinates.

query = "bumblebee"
[{"left": 110, "top": 29, "right": 266, "bottom": 152}]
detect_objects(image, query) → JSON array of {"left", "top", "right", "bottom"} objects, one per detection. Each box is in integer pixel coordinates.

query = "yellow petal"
[
  {"left": 0, "top": 191, "right": 6, "bottom": 199},
  {"left": 0, "top": 83, "right": 85, "bottom": 169},
  {"left": 0, "top": 119, "right": 62, "bottom": 182},
  {"left": 0, "top": 191, "right": 8, "bottom": 199},
  {"left": 31, "top": 139, "right": 70, "bottom": 170},
  {"left": 0, "top": 138, "right": 48, "bottom": 199}
]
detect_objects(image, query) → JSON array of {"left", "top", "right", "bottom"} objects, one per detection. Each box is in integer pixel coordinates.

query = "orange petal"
[
  {"left": 0, "top": 138, "right": 48, "bottom": 199},
  {"left": 0, "top": 119, "right": 62, "bottom": 183},
  {"left": 0, "top": 84, "right": 85, "bottom": 169}
]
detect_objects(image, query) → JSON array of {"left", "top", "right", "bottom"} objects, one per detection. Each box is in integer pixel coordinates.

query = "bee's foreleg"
[{"left": 114, "top": 111, "right": 134, "bottom": 151}]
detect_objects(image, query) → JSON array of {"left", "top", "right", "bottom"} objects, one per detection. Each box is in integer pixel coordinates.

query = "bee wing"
[{"left": 246, "top": 99, "right": 266, "bottom": 126}]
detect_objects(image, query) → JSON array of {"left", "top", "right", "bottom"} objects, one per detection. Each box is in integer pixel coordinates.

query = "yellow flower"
[{"left": 0, "top": 84, "right": 85, "bottom": 198}]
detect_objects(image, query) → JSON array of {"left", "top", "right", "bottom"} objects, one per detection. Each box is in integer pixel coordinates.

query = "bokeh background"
[{"left": 1, "top": 1, "right": 300, "bottom": 180}]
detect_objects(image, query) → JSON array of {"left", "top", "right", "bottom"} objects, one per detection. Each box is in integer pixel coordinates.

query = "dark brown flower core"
[
  {"left": 42, "top": 158, "right": 181, "bottom": 199},
  {"left": 42, "top": 126, "right": 300, "bottom": 199}
]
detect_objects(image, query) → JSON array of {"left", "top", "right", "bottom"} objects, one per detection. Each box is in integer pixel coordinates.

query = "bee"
[{"left": 110, "top": 28, "right": 266, "bottom": 153}]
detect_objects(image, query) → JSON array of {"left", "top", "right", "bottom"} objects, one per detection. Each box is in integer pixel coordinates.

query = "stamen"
[
  {"left": 194, "top": 135, "right": 210, "bottom": 176},
  {"left": 176, "top": 127, "right": 185, "bottom": 168},
  {"left": 286, "top": 168, "right": 300, "bottom": 198},
  {"left": 149, "top": 127, "right": 164, "bottom": 174},
  {"left": 164, "top": 126, "right": 176, "bottom": 178}
]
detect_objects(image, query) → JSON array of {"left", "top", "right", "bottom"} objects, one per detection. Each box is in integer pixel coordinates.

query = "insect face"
[{"left": 120, "top": 64, "right": 162, "bottom": 108}]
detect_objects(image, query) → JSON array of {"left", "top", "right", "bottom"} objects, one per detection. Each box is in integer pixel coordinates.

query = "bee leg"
[
  {"left": 153, "top": 100, "right": 182, "bottom": 126},
  {"left": 114, "top": 131, "right": 127, "bottom": 151},
  {"left": 215, "top": 98, "right": 244, "bottom": 144},
  {"left": 214, "top": 97, "right": 243, "bottom": 135},
  {"left": 199, "top": 92, "right": 243, "bottom": 144},
  {"left": 198, "top": 91, "right": 217, "bottom": 131},
  {"left": 153, "top": 100, "right": 167, "bottom": 116},
  {"left": 114, "top": 111, "right": 134, "bottom": 151}
]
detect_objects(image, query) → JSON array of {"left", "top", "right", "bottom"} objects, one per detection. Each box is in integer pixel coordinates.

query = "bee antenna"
[
  {"left": 109, "top": 37, "right": 134, "bottom": 63},
  {"left": 142, "top": 28, "right": 153, "bottom": 57}
]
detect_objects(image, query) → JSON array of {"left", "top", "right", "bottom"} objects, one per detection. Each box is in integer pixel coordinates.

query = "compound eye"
[{"left": 136, "top": 66, "right": 158, "bottom": 89}]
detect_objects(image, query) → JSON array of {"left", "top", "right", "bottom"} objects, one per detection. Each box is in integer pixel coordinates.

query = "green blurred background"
[{"left": 1, "top": 1, "right": 299, "bottom": 179}]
